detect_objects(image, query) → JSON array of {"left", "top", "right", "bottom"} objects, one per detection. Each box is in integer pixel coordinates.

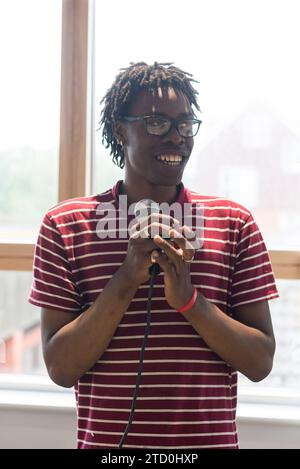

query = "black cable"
[{"left": 118, "top": 265, "right": 158, "bottom": 449}]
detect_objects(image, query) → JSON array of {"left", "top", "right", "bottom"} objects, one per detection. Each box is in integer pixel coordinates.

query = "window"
[
  {"left": 0, "top": 0, "right": 62, "bottom": 244},
  {"left": 92, "top": 0, "right": 300, "bottom": 401},
  {"left": 218, "top": 166, "right": 258, "bottom": 208},
  {"left": 239, "top": 279, "right": 300, "bottom": 396},
  {"left": 92, "top": 0, "right": 300, "bottom": 247},
  {"left": 0, "top": 0, "right": 62, "bottom": 374},
  {"left": 0, "top": 270, "right": 46, "bottom": 374},
  {"left": 1, "top": 0, "right": 299, "bottom": 407},
  {"left": 280, "top": 140, "right": 300, "bottom": 174}
]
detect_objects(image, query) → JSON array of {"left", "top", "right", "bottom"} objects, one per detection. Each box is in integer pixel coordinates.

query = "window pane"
[
  {"left": 92, "top": 0, "right": 300, "bottom": 400},
  {"left": 238, "top": 279, "right": 300, "bottom": 396},
  {"left": 0, "top": 0, "right": 62, "bottom": 243},
  {"left": 0, "top": 271, "right": 46, "bottom": 375},
  {"left": 93, "top": 0, "right": 300, "bottom": 250}
]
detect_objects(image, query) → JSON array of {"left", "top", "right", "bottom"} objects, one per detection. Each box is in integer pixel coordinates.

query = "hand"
[
  {"left": 121, "top": 214, "right": 181, "bottom": 286},
  {"left": 151, "top": 226, "right": 198, "bottom": 310}
]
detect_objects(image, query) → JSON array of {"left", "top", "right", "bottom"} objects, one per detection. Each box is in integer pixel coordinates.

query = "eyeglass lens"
[{"left": 146, "top": 117, "right": 199, "bottom": 137}]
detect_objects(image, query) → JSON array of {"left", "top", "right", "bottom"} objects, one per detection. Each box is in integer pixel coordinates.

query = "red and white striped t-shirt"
[{"left": 28, "top": 180, "right": 279, "bottom": 449}]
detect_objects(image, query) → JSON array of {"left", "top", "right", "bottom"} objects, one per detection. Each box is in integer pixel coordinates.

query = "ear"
[{"left": 113, "top": 121, "right": 126, "bottom": 146}]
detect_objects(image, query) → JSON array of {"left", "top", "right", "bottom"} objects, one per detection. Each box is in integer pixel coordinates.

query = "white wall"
[
  {"left": 237, "top": 418, "right": 300, "bottom": 449},
  {"left": 0, "top": 405, "right": 77, "bottom": 449}
]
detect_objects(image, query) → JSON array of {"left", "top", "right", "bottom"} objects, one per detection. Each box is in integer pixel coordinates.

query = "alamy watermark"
[{"left": 95, "top": 196, "right": 204, "bottom": 250}]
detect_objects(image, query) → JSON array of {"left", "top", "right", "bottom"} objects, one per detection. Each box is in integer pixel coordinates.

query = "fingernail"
[{"left": 151, "top": 251, "right": 159, "bottom": 263}]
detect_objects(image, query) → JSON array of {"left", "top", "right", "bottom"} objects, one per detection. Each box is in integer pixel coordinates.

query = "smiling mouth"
[{"left": 155, "top": 154, "right": 185, "bottom": 166}]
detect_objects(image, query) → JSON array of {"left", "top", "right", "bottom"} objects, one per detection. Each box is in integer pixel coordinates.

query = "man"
[{"left": 28, "top": 62, "right": 278, "bottom": 449}]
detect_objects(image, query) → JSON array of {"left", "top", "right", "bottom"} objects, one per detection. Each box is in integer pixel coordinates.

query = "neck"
[{"left": 120, "top": 176, "right": 181, "bottom": 206}]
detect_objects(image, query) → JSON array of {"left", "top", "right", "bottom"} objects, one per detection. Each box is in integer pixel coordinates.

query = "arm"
[
  {"left": 181, "top": 296, "right": 276, "bottom": 382},
  {"left": 41, "top": 218, "right": 176, "bottom": 388},
  {"left": 152, "top": 233, "right": 276, "bottom": 382},
  {"left": 42, "top": 264, "right": 139, "bottom": 388}
]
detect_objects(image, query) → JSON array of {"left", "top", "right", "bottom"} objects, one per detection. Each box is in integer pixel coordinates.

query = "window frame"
[
  {"left": 0, "top": 0, "right": 91, "bottom": 266},
  {"left": 0, "top": 0, "right": 299, "bottom": 401}
]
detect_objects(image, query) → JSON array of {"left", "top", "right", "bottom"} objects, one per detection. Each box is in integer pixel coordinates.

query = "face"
[{"left": 117, "top": 87, "right": 195, "bottom": 187}]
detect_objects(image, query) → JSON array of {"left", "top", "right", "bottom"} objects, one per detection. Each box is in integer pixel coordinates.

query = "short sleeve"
[
  {"left": 230, "top": 212, "right": 279, "bottom": 308},
  {"left": 28, "top": 213, "right": 82, "bottom": 312}
]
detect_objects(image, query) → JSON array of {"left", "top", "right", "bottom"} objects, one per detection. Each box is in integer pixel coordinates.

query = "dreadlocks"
[{"left": 99, "top": 62, "right": 200, "bottom": 169}]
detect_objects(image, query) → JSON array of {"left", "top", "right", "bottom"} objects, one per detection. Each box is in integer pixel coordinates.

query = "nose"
[{"left": 162, "top": 123, "right": 184, "bottom": 145}]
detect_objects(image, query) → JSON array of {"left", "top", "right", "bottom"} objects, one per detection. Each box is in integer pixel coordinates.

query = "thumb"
[{"left": 151, "top": 250, "right": 176, "bottom": 277}]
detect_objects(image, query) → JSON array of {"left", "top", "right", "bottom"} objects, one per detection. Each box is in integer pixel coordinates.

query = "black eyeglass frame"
[{"left": 119, "top": 115, "right": 202, "bottom": 137}]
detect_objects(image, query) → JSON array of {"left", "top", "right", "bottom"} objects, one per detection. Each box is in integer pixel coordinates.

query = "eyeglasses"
[{"left": 119, "top": 115, "right": 202, "bottom": 137}]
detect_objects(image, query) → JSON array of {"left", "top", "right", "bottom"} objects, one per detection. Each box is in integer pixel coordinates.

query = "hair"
[{"left": 99, "top": 62, "right": 201, "bottom": 169}]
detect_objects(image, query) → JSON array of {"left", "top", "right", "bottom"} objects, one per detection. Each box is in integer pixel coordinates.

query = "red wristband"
[{"left": 177, "top": 287, "right": 198, "bottom": 313}]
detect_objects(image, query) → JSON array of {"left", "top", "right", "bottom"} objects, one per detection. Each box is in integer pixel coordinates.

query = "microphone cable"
[{"left": 118, "top": 262, "right": 159, "bottom": 449}]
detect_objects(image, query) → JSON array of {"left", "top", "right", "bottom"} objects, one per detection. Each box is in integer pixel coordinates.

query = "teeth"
[{"left": 157, "top": 154, "right": 183, "bottom": 163}]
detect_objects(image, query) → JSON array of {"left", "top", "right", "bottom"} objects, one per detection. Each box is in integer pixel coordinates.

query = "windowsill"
[
  {"left": 0, "top": 388, "right": 76, "bottom": 412},
  {"left": 0, "top": 394, "right": 299, "bottom": 425},
  {"left": 237, "top": 402, "right": 300, "bottom": 425},
  {"left": 237, "top": 385, "right": 300, "bottom": 425},
  {"left": 0, "top": 389, "right": 300, "bottom": 425},
  {"left": 1, "top": 375, "right": 300, "bottom": 424},
  {"left": 0, "top": 373, "right": 75, "bottom": 412}
]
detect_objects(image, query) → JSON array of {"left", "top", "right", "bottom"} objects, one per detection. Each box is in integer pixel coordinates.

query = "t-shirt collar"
[{"left": 112, "top": 180, "right": 191, "bottom": 207}]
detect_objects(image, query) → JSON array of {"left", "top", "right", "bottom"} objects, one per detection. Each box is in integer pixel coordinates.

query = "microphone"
[
  {"left": 119, "top": 199, "right": 163, "bottom": 449},
  {"left": 134, "top": 199, "right": 166, "bottom": 276}
]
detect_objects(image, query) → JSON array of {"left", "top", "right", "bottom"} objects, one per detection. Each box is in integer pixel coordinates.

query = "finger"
[
  {"left": 153, "top": 235, "right": 183, "bottom": 272},
  {"left": 134, "top": 213, "right": 181, "bottom": 232},
  {"left": 130, "top": 225, "right": 150, "bottom": 239},
  {"left": 132, "top": 222, "right": 178, "bottom": 240},
  {"left": 147, "top": 213, "right": 181, "bottom": 229},
  {"left": 148, "top": 222, "right": 176, "bottom": 239},
  {"left": 151, "top": 250, "right": 176, "bottom": 277},
  {"left": 173, "top": 241, "right": 194, "bottom": 262},
  {"left": 169, "top": 228, "right": 195, "bottom": 250},
  {"left": 131, "top": 223, "right": 175, "bottom": 240},
  {"left": 129, "top": 230, "right": 160, "bottom": 254},
  {"left": 170, "top": 226, "right": 202, "bottom": 251},
  {"left": 171, "top": 225, "right": 196, "bottom": 241}
]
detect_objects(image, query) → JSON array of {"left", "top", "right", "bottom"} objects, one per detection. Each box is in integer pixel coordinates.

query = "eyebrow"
[{"left": 148, "top": 111, "right": 196, "bottom": 118}]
